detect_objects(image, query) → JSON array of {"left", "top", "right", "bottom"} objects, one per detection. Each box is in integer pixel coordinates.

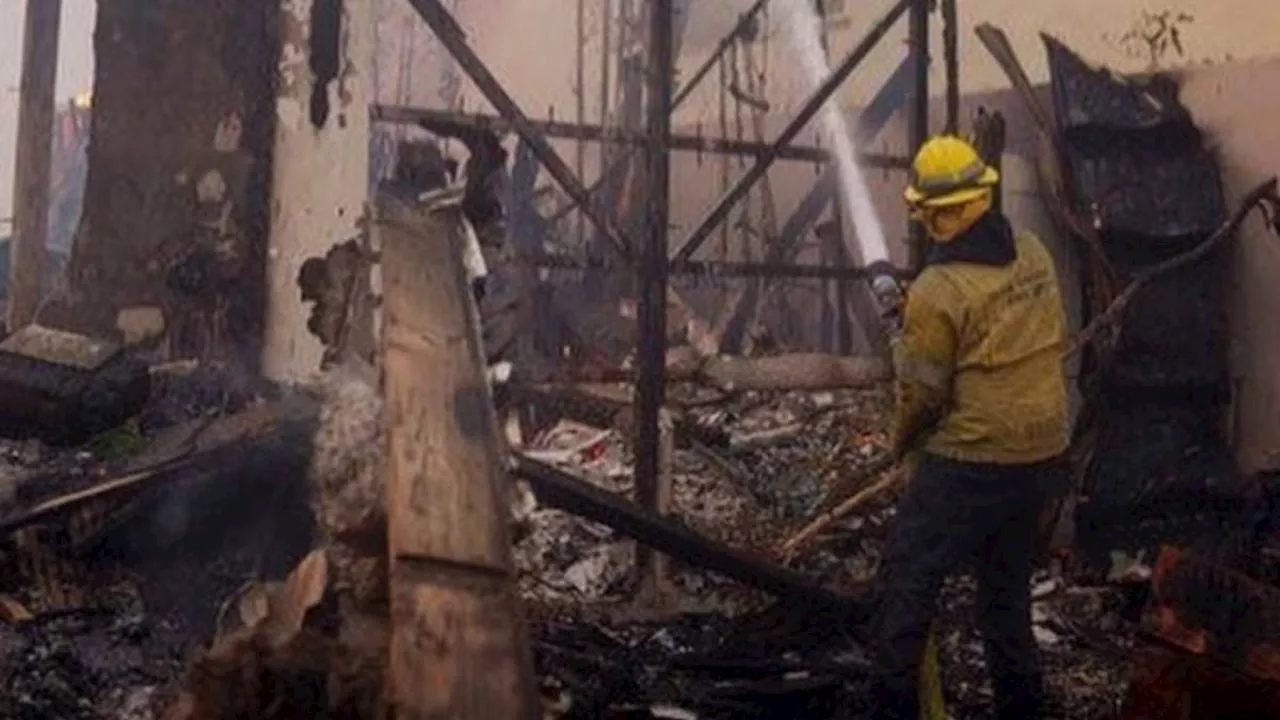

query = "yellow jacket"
[{"left": 889, "top": 221, "right": 1069, "bottom": 465}]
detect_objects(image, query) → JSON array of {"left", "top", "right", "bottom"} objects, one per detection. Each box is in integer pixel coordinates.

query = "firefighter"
[{"left": 871, "top": 135, "right": 1070, "bottom": 719}]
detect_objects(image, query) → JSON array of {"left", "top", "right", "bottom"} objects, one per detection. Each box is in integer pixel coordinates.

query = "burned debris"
[
  {"left": 2, "top": 0, "right": 1280, "bottom": 718},
  {"left": 1044, "top": 36, "right": 1242, "bottom": 578}
]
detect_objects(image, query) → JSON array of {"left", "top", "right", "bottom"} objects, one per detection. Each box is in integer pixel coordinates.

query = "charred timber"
[
  {"left": 513, "top": 252, "right": 913, "bottom": 280},
  {"left": 373, "top": 105, "right": 907, "bottom": 168},
  {"left": 671, "top": 0, "right": 913, "bottom": 263},
  {"left": 512, "top": 453, "right": 871, "bottom": 628},
  {"left": 905, "top": 0, "right": 930, "bottom": 271},
  {"left": 379, "top": 193, "right": 539, "bottom": 718},
  {"left": 0, "top": 397, "right": 321, "bottom": 539},
  {"left": 940, "top": 0, "right": 960, "bottom": 134},
  {"left": 634, "top": 0, "right": 676, "bottom": 581}
]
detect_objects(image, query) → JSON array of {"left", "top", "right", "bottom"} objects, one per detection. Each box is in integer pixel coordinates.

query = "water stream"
[{"left": 777, "top": 0, "right": 891, "bottom": 265}]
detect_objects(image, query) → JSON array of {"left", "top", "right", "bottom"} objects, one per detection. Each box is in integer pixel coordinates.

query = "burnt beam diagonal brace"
[
  {"left": 373, "top": 105, "right": 907, "bottom": 167},
  {"left": 406, "top": 0, "right": 636, "bottom": 260},
  {"left": 670, "top": 0, "right": 912, "bottom": 263},
  {"left": 773, "top": 54, "right": 915, "bottom": 255}
]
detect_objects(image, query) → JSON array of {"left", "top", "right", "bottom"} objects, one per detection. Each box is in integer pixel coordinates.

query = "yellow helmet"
[{"left": 903, "top": 135, "right": 1000, "bottom": 208}]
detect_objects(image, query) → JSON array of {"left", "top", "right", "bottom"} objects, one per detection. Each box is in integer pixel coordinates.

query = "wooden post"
[
  {"left": 379, "top": 194, "right": 538, "bottom": 720},
  {"left": 638, "top": 407, "right": 676, "bottom": 603},
  {"left": 8, "top": 0, "right": 61, "bottom": 331},
  {"left": 633, "top": 0, "right": 673, "bottom": 590},
  {"left": 906, "top": 0, "right": 930, "bottom": 273}
]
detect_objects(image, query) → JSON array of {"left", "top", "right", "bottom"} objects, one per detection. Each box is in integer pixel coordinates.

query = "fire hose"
[{"left": 866, "top": 260, "right": 946, "bottom": 720}]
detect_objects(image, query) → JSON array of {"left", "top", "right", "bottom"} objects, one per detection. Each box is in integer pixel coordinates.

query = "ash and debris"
[
  {"left": 0, "top": 363, "right": 299, "bottom": 720},
  {"left": 0, "top": 367, "right": 1143, "bottom": 719},
  {"left": 514, "top": 385, "right": 1137, "bottom": 718},
  {"left": 0, "top": 584, "right": 171, "bottom": 720},
  {"left": 0, "top": 363, "right": 1148, "bottom": 718},
  {"left": 514, "top": 389, "right": 894, "bottom": 605}
]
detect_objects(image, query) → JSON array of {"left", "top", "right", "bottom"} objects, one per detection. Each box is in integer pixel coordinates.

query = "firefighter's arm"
[{"left": 888, "top": 284, "right": 957, "bottom": 459}]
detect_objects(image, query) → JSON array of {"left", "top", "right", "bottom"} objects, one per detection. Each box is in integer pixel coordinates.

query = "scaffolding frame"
[{"left": 393, "top": 0, "right": 955, "bottom": 597}]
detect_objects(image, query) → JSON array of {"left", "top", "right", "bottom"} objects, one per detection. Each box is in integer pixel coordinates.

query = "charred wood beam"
[
  {"left": 407, "top": 0, "right": 637, "bottom": 259},
  {"left": 0, "top": 397, "right": 321, "bottom": 539},
  {"left": 972, "top": 23, "right": 1120, "bottom": 319},
  {"left": 507, "top": 252, "right": 912, "bottom": 280},
  {"left": 670, "top": 0, "right": 912, "bottom": 263},
  {"left": 906, "top": 0, "right": 930, "bottom": 271},
  {"left": 634, "top": 0, "right": 676, "bottom": 584},
  {"left": 972, "top": 108, "right": 1007, "bottom": 214},
  {"left": 941, "top": 0, "right": 960, "bottom": 134},
  {"left": 512, "top": 453, "right": 869, "bottom": 619},
  {"left": 373, "top": 105, "right": 907, "bottom": 167},
  {"left": 380, "top": 193, "right": 539, "bottom": 718}
]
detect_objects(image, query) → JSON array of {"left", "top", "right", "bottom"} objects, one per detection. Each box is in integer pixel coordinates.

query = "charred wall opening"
[
  {"left": 1042, "top": 37, "right": 1241, "bottom": 568},
  {"left": 309, "top": 0, "right": 343, "bottom": 129}
]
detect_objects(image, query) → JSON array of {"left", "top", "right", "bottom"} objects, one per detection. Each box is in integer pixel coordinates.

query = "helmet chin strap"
[{"left": 916, "top": 192, "right": 993, "bottom": 243}]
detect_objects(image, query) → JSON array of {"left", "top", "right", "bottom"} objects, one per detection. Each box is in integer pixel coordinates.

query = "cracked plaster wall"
[{"left": 262, "top": 0, "right": 373, "bottom": 384}]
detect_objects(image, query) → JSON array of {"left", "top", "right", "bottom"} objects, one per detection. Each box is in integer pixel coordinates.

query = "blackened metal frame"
[{"left": 401, "top": 0, "right": 935, "bottom": 591}]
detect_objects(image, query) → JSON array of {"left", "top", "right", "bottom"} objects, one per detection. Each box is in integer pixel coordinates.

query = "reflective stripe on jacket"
[{"left": 889, "top": 230, "right": 1069, "bottom": 464}]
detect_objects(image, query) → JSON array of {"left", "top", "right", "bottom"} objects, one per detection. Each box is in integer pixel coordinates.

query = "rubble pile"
[
  {"left": 513, "top": 388, "right": 892, "bottom": 606},
  {"left": 512, "top": 385, "right": 1136, "bottom": 717},
  {"left": 0, "top": 364, "right": 313, "bottom": 720},
  {"left": 0, "top": 359, "right": 1153, "bottom": 718},
  {"left": 525, "top": 580, "right": 1137, "bottom": 719}
]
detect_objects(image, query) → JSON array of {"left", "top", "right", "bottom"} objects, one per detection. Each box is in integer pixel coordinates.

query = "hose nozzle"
[{"left": 866, "top": 260, "right": 904, "bottom": 334}]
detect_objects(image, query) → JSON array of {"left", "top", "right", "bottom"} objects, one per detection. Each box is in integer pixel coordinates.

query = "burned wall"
[
  {"left": 1178, "top": 58, "right": 1280, "bottom": 474},
  {"left": 39, "top": 0, "right": 278, "bottom": 373},
  {"left": 1038, "top": 37, "right": 1245, "bottom": 569}
]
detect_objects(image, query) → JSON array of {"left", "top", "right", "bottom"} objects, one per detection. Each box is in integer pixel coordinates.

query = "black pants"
[{"left": 871, "top": 453, "right": 1064, "bottom": 720}]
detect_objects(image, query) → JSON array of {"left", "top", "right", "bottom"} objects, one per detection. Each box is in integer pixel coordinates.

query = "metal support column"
[
  {"left": 634, "top": 0, "right": 674, "bottom": 582},
  {"left": 907, "top": 0, "right": 931, "bottom": 271},
  {"left": 942, "top": 0, "right": 960, "bottom": 134}
]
